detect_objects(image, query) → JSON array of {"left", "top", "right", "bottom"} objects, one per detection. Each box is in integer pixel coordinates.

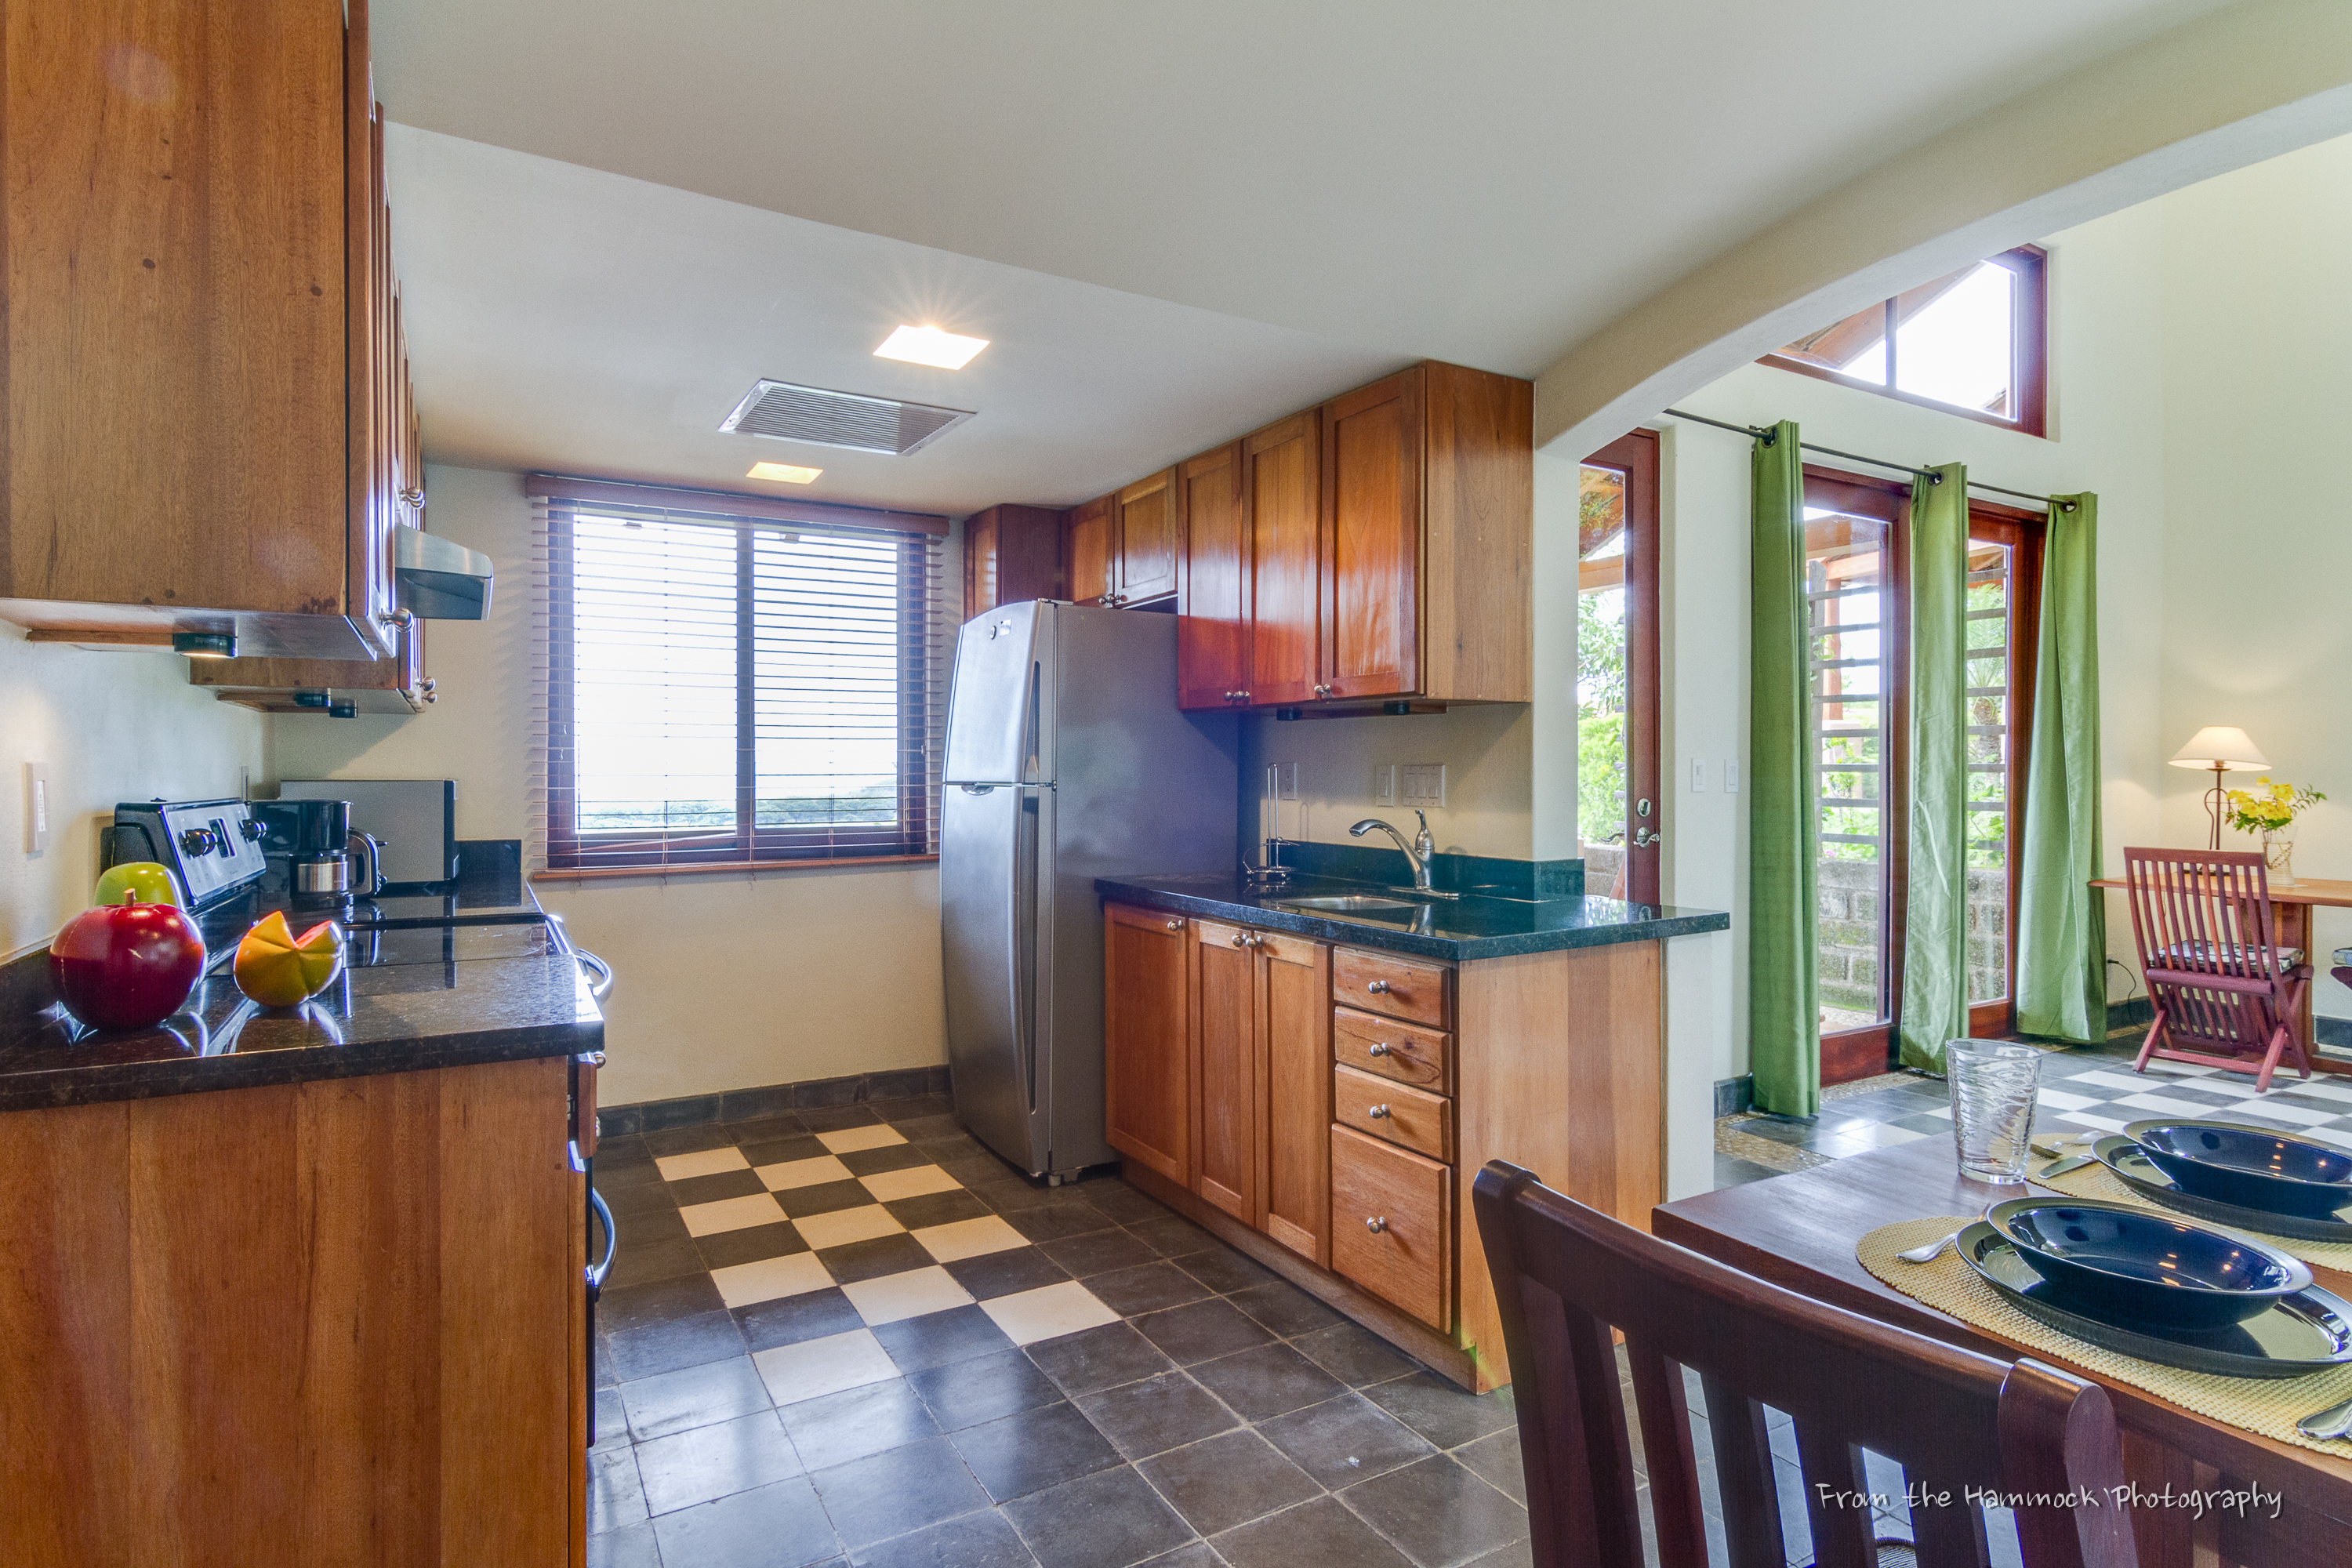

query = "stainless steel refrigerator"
[{"left": 942, "top": 601, "right": 1237, "bottom": 1179}]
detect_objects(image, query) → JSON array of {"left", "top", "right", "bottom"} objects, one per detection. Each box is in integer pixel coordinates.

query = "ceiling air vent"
[{"left": 718, "top": 379, "right": 975, "bottom": 456}]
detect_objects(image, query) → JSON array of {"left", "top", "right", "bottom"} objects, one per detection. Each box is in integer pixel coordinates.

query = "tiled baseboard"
[
  {"left": 599, "top": 1065, "right": 951, "bottom": 1137},
  {"left": 1713, "top": 1076, "right": 1752, "bottom": 1118}
]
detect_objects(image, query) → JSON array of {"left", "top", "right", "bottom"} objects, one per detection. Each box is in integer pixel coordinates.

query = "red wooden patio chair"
[{"left": 2122, "top": 847, "right": 2312, "bottom": 1091}]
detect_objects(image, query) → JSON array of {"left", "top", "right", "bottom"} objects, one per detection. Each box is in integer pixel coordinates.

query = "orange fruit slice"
[{"left": 234, "top": 911, "right": 345, "bottom": 1007}]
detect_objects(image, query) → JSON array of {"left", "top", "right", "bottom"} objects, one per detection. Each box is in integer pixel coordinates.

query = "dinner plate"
[
  {"left": 1955, "top": 1222, "right": 2352, "bottom": 1377},
  {"left": 2092, "top": 1135, "right": 2352, "bottom": 1243},
  {"left": 2125, "top": 1119, "right": 2352, "bottom": 1219},
  {"left": 1984, "top": 1196, "right": 2310, "bottom": 1330}
]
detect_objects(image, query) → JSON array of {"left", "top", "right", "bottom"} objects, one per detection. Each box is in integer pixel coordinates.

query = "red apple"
[{"left": 49, "top": 899, "right": 207, "bottom": 1030}]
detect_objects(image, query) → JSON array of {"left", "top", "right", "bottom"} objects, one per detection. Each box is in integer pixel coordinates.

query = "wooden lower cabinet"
[
  {"left": 1192, "top": 919, "right": 1260, "bottom": 1223},
  {"left": 1189, "top": 919, "right": 1330, "bottom": 1261},
  {"left": 1330, "top": 1125, "right": 1452, "bottom": 1331},
  {"left": 0, "top": 1057, "right": 583, "bottom": 1565},
  {"left": 1103, "top": 905, "right": 1192, "bottom": 1186}
]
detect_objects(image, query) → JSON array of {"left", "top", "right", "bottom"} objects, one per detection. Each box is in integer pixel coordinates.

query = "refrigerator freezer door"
[
  {"left": 942, "top": 600, "right": 1057, "bottom": 785},
  {"left": 941, "top": 782, "right": 1054, "bottom": 1174}
]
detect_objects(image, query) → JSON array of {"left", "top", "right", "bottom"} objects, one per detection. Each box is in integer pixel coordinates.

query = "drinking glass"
[{"left": 1947, "top": 1040, "right": 2042, "bottom": 1183}]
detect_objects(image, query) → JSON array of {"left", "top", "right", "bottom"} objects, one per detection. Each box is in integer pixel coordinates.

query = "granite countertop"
[
  {"left": 1094, "top": 871, "right": 1729, "bottom": 961},
  {"left": 0, "top": 874, "right": 601, "bottom": 1112}
]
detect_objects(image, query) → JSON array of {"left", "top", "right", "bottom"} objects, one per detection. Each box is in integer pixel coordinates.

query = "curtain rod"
[{"left": 1658, "top": 408, "right": 2078, "bottom": 513}]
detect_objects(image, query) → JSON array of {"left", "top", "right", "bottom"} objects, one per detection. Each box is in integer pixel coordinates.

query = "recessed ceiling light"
[
  {"left": 747, "top": 462, "right": 822, "bottom": 485},
  {"left": 875, "top": 325, "right": 989, "bottom": 370}
]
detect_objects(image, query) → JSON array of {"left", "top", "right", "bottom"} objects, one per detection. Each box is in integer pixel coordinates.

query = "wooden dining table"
[{"left": 1655, "top": 1139, "right": 2352, "bottom": 1568}]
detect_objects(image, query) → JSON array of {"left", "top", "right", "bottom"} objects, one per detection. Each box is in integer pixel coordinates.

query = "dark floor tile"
[
  {"left": 1037, "top": 1228, "right": 1160, "bottom": 1279},
  {"left": 586, "top": 1519, "right": 661, "bottom": 1568},
  {"left": 807, "top": 1435, "right": 993, "bottom": 1550},
  {"left": 597, "top": 1162, "right": 668, "bottom": 1203},
  {"left": 940, "top": 1153, "right": 1025, "bottom": 1186},
  {"left": 967, "top": 1178, "right": 1062, "bottom": 1213},
  {"left": 819, "top": 1232, "right": 938, "bottom": 1285},
  {"left": 601, "top": 1272, "right": 726, "bottom": 1335},
  {"left": 1456, "top": 1541, "right": 1534, "bottom": 1568},
  {"left": 885, "top": 1189, "right": 993, "bottom": 1230},
  {"left": 1025, "top": 1322, "right": 1177, "bottom": 1399},
  {"left": 671, "top": 1167, "right": 770, "bottom": 1206},
  {"left": 608, "top": 1308, "right": 750, "bottom": 1382},
  {"left": 724, "top": 1085, "right": 805, "bottom": 1122},
  {"left": 726, "top": 1112, "right": 811, "bottom": 1146},
  {"left": 1085, "top": 1261, "right": 1214, "bottom": 1317},
  {"left": 1227, "top": 1280, "right": 1344, "bottom": 1338},
  {"left": 653, "top": 1475, "right": 842, "bottom": 1568},
  {"left": 593, "top": 1387, "right": 631, "bottom": 1450},
  {"left": 597, "top": 1330, "right": 618, "bottom": 1388},
  {"left": 953, "top": 1400, "right": 1123, "bottom": 1503},
  {"left": 895, "top": 1112, "right": 968, "bottom": 1142},
  {"left": 589, "top": 1445, "right": 649, "bottom": 1534},
  {"left": 1073, "top": 1371, "right": 1240, "bottom": 1461},
  {"left": 1001, "top": 1465, "right": 1196, "bottom": 1568},
  {"left": 946, "top": 1247, "right": 1074, "bottom": 1301},
  {"left": 1711, "top": 1152, "right": 1784, "bottom": 1189},
  {"left": 909, "top": 1347, "right": 1067, "bottom": 1431},
  {"left": 607, "top": 1199, "right": 692, "bottom": 1250},
  {"left": 1002, "top": 1203, "right": 1118, "bottom": 1243},
  {"left": 1454, "top": 1429, "right": 1526, "bottom": 1505},
  {"left": 740, "top": 1133, "right": 830, "bottom": 1168},
  {"left": 1136, "top": 1428, "right": 1319, "bottom": 1536},
  {"left": 596, "top": 1135, "right": 658, "bottom": 1175},
  {"left": 842, "top": 1142, "right": 936, "bottom": 1177},
  {"left": 1080, "top": 1183, "right": 1170, "bottom": 1225},
  {"left": 1290, "top": 1323, "right": 1418, "bottom": 1388},
  {"left": 1125, "top": 1216, "right": 1217, "bottom": 1260},
  {"left": 800, "top": 1105, "right": 885, "bottom": 1132},
  {"left": 637, "top": 1408, "right": 804, "bottom": 1516},
  {"left": 874, "top": 1303, "right": 1018, "bottom": 1374},
  {"left": 1175, "top": 1247, "right": 1276, "bottom": 1294},
  {"left": 850, "top": 1508, "right": 1039, "bottom": 1568},
  {"left": 787, "top": 1178, "right": 887, "bottom": 1218},
  {"left": 606, "top": 1178, "right": 688, "bottom": 1220},
  {"left": 644, "top": 1123, "right": 735, "bottom": 1156},
  {"left": 1363, "top": 1372, "right": 1519, "bottom": 1449},
  {"left": 1189, "top": 1342, "right": 1346, "bottom": 1421},
  {"left": 620, "top": 1355, "right": 773, "bottom": 1442},
  {"left": 1134, "top": 1298, "right": 1277, "bottom": 1365},
  {"left": 1338, "top": 1455, "right": 1527, "bottom": 1568},
  {"left": 698, "top": 1220, "right": 810, "bottom": 1271},
  {"left": 604, "top": 1232, "right": 710, "bottom": 1290},
  {"left": 738, "top": 1288, "right": 867, "bottom": 1353},
  {"left": 1257, "top": 1391, "right": 1436, "bottom": 1486},
  {"left": 1135, "top": 1546, "right": 1219, "bottom": 1568},
  {"left": 1213, "top": 1495, "right": 1416, "bottom": 1568},
  {"left": 778, "top": 1376, "right": 941, "bottom": 1468}
]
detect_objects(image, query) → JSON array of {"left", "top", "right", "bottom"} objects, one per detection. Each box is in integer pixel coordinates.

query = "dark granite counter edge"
[
  {"left": 1094, "top": 877, "right": 1730, "bottom": 962},
  {"left": 0, "top": 1020, "right": 602, "bottom": 1114}
]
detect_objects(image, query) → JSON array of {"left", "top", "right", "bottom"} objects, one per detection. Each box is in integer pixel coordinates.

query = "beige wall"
[
  {"left": 270, "top": 464, "right": 952, "bottom": 1107},
  {"left": 0, "top": 627, "right": 267, "bottom": 959}
]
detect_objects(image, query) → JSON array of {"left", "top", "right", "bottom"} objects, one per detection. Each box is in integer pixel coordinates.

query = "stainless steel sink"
[{"left": 1273, "top": 895, "right": 1426, "bottom": 915}]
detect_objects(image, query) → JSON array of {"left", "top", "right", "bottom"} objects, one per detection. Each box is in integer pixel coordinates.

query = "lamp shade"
[{"left": 2169, "top": 726, "right": 2270, "bottom": 771}]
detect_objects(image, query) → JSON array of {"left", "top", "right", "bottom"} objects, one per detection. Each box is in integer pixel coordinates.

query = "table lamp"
[{"left": 2169, "top": 726, "right": 2270, "bottom": 851}]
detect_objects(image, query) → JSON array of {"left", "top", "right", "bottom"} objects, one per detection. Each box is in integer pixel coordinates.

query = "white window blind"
[{"left": 529, "top": 477, "right": 951, "bottom": 873}]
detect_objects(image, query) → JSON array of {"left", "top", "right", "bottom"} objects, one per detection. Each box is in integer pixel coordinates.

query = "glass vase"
[{"left": 2263, "top": 827, "right": 2297, "bottom": 886}]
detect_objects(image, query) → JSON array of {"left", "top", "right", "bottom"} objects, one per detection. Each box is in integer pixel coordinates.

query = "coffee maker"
[{"left": 251, "top": 799, "right": 385, "bottom": 903}]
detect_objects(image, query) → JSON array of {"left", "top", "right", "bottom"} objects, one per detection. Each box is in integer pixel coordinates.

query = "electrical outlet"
[
  {"left": 24, "top": 762, "right": 50, "bottom": 855},
  {"left": 1400, "top": 763, "right": 1446, "bottom": 808},
  {"left": 1691, "top": 758, "right": 1708, "bottom": 793},
  {"left": 1372, "top": 764, "right": 1396, "bottom": 807},
  {"left": 1725, "top": 760, "right": 1740, "bottom": 793},
  {"left": 1275, "top": 762, "right": 1298, "bottom": 801}
]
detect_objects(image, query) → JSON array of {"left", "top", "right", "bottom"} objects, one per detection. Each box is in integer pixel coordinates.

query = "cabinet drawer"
[
  {"left": 1329, "top": 1126, "right": 1452, "bottom": 1330},
  {"left": 1332, "top": 947, "right": 1452, "bottom": 1027},
  {"left": 1332, "top": 1064, "right": 1451, "bottom": 1163},
  {"left": 1331, "top": 1007, "right": 1448, "bottom": 1091}
]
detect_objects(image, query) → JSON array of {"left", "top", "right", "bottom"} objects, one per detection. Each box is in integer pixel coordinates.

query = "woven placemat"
[
  {"left": 1858, "top": 1216, "right": 2352, "bottom": 1459},
  {"left": 2038, "top": 1161, "right": 2352, "bottom": 1272}
]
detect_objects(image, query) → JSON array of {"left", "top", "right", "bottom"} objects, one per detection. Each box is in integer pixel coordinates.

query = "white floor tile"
[
  {"left": 2033, "top": 1088, "right": 2100, "bottom": 1112},
  {"left": 2220, "top": 1099, "right": 2341, "bottom": 1127},
  {"left": 2277, "top": 1077, "right": 2352, "bottom": 1104},
  {"left": 753, "top": 1328, "right": 898, "bottom": 1406},
  {"left": 655, "top": 1147, "right": 750, "bottom": 1181},
  {"left": 913, "top": 1215, "right": 1029, "bottom": 1263},
  {"left": 817, "top": 1125, "right": 909, "bottom": 1154},
  {"left": 2138, "top": 1059, "right": 2216, "bottom": 1076},
  {"left": 2054, "top": 1112, "right": 2130, "bottom": 1134},
  {"left": 842, "top": 1266, "right": 977, "bottom": 1326},
  {"left": 1851, "top": 1123, "right": 1929, "bottom": 1148},
  {"left": 2113, "top": 1092, "right": 2222, "bottom": 1119},
  {"left": 680, "top": 1192, "right": 788, "bottom": 1236},
  {"left": 1927, "top": 1106, "right": 1954, "bottom": 1120},
  {"left": 860, "top": 1164, "right": 961, "bottom": 1203},
  {"left": 758, "top": 1154, "right": 855, "bottom": 1191},
  {"left": 710, "top": 1251, "right": 834, "bottom": 1309},
  {"left": 2072, "top": 1070, "right": 2161, "bottom": 1094},
  {"left": 791, "top": 1205, "right": 906, "bottom": 1250},
  {"left": 979, "top": 1281, "right": 1120, "bottom": 1345}
]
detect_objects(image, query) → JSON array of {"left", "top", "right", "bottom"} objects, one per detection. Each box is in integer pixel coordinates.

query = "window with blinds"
[{"left": 531, "top": 477, "right": 951, "bottom": 873}]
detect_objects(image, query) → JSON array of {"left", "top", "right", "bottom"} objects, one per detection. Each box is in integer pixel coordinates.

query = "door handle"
[{"left": 1634, "top": 828, "right": 1663, "bottom": 849}]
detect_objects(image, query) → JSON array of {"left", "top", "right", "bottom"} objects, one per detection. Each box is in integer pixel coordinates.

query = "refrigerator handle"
[{"left": 1011, "top": 790, "right": 1040, "bottom": 1114}]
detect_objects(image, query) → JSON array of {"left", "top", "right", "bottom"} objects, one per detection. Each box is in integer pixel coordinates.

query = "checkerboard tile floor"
[{"left": 585, "top": 1095, "right": 1538, "bottom": 1568}]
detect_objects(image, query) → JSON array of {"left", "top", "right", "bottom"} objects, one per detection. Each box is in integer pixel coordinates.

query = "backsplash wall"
[{"left": 1238, "top": 702, "right": 1534, "bottom": 860}]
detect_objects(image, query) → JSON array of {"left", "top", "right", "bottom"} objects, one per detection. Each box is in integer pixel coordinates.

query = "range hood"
[{"left": 394, "top": 525, "right": 494, "bottom": 620}]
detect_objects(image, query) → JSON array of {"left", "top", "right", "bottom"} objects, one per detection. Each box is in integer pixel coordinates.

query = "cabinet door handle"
[
  {"left": 1367, "top": 1104, "right": 1392, "bottom": 1120},
  {"left": 1367, "top": 1042, "right": 1392, "bottom": 1057},
  {"left": 1164, "top": 918, "right": 1184, "bottom": 933},
  {"left": 1313, "top": 683, "right": 1332, "bottom": 697},
  {"left": 1231, "top": 931, "right": 1250, "bottom": 948},
  {"left": 1367, "top": 979, "right": 1391, "bottom": 995},
  {"left": 1365, "top": 1216, "right": 1388, "bottom": 1235}
]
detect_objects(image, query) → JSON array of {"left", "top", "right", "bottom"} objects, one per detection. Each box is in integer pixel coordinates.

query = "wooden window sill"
[{"left": 532, "top": 855, "right": 938, "bottom": 884}]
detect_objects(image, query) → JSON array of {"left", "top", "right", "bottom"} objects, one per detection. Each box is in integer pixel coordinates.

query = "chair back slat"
[
  {"left": 2122, "top": 848, "right": 2309, "bottom": 1083},
  {"left": 1911, "top": 1474, "right": 1994, "bottom": 1568},
  {"left": 1473, "top": 1162, "right": 2138, "bottom": 1568}
]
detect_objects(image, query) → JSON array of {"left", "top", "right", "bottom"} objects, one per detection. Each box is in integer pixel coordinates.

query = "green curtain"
[
  {"left": 2016, "top": 493, "right": 2107, "bottom": 1041},
  {"left": 1750, "top": 422, "right": 1819, "bottom": 1116},
  {"left": 1898, "top": 464, "right": 1969, "bottom": 1072}
]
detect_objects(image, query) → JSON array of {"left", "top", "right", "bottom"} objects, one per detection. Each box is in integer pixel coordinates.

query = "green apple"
[{"left": 94, "top": 861, "right": 187, "bottom": 909}]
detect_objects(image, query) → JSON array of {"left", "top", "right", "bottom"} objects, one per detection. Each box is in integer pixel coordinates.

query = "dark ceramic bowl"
[
  {"left": 2126, "top": 1120, "right": 2352, "bottom": 1220},
  {"left": 1986, "top": 1197, "right": 2312, "bottom": 1331}
]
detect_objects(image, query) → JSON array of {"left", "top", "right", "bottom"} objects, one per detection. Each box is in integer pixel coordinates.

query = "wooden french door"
[{"left": 1577, "top": 431, "right": 1661, "bottom": 906}]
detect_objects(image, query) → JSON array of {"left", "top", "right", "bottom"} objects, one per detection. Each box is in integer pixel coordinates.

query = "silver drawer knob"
[
  {"left": 1368, "top": 1104, "right": 1392, "bottom": 1120},
  {"left": 1367, "top": 980, "right": 1391, "bottom": 994},
  {"left": 1366, "top": 1217, "right": 1387, "bottom": 1235},
  {"left": 1232, "top": 932, "right": 1249, "bottom": 947},
  {"left": 1164, "top": 918, "right": 1183, "bottom": 932},
  {"left": 1367, "top": 1042, "right": 1392, "bottom": 1057}
]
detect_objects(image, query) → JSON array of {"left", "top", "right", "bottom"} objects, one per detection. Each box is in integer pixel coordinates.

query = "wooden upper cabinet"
[
  {"left": 1246, "top": 411, "right": 1321, "bottom": 708},
  {"left": 1114, "top": 469, "right": 1178, "bottom": 604},
  {"left": 1065, "top": 495, "right": 1116, "bottom": 607},
  {"left": 1419, "top": 361, "right": 1534, "bottom": 702},
  {"left": 964, "top": 504, "right": 1065, "bottom": 622},
  {"left": 0, "top": 0, "right": 409, "bottom": 660},
  {"left": 1103, "top": 905, "right": 1193, "bottom": 1187},
  {"left": 1321, "top": 370, "right": 1425, "bottom": 700},
  {"left": 1175, "top": 443, "right": 1247, "bottom": 710}
]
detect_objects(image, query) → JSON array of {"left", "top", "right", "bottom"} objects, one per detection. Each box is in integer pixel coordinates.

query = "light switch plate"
[
  {"left": 1400, "top": 763, "right": 1446, "bottom": 808},
  {"left": 1690, "top": 758, "right": 1708, "bottom": 793},
  {"left": 1372, "top": 764, "right": 1396, "bottom": 806},
  {"left": 24, "top": 761, "right": 50, "bottom": 855},
  {"left": 1725, "top": 760, "right": 1740, "bottom": 793}
]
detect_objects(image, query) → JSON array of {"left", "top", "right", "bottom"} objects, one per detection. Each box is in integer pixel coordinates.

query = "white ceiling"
[{"left": 375, "top": 0, "right": 2234, "bottom": 510}]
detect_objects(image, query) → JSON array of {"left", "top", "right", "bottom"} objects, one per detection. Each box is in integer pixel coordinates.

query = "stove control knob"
[{"left": 178, "top": 826, "right": 220, "bottom": 857}]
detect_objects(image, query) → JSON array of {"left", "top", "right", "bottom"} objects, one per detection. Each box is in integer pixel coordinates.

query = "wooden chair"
[
  {"left": 2122, "top": 847, "right": 2312, "bottom": 1091},
  {"left": 1472, "top": 1161, "right": 2138, "bottom": 1568}
]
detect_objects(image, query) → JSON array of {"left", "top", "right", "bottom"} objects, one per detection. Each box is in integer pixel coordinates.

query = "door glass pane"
[
  {"left": 1578, "top": 463, "right": 1630, "bottom": 897},
  {"left": 1807, "top": 510, "right": 1889, "bottom": 1031},
  {"left": 1965, "top": 540, "right": 2014, "bottom": 1004},
  {"left": 1893, "top": 260, "right": 2016, "bottom": 418}
]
